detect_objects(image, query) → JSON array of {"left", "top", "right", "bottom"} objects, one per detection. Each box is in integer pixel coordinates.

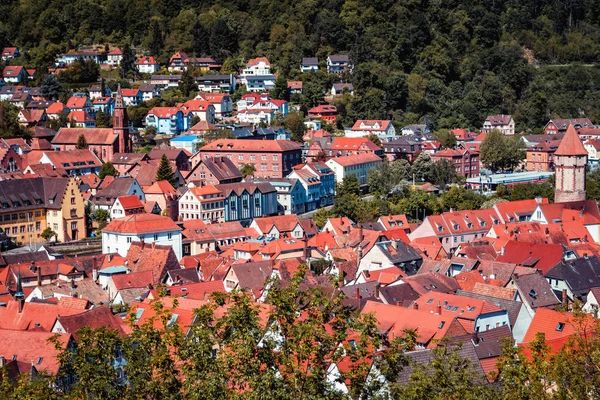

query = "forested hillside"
[{"left": 2, "top": 0, "right": 600, "bottom": 131}]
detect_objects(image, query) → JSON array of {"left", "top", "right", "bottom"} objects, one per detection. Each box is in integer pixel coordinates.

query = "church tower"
[
  {"left": 554, "top": 125, "right": 587, "bottom": 203},
  {"left": 113, "top": 85, "right": 131, "bottom": 153}
]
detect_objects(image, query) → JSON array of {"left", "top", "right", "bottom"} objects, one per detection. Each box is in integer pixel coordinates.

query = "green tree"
[
  {"left": 428, "top": 159, "right": 457, "bottom": 188},
  {"left": 39, "top": 75, "right": 61, "bottom": 100},
  {"left": 178, "top": 69, "right": 197, "bottom": 98},
  {"left": 95, "top": 108, "right": 109, "bottom": 128},
  {"left": 284, "top": 113, "right": 305, "bottom": 143},
  {"left": 412, "top": 152, "right": 433, "bottom": 181},
  {"left": 93, "top": 209, "right": 110, "bottom": 230},
  {"left": 40, "top": 227, "right": 56, "bottom": 241},
  {"left": 98, "top": 162, "right": 117, "bottom": 179},
  {"left": 240, "top": 163, "right": 256, "bottom": 177},
  {"left": 210, "top": 18, "right": 236, "bottom": 61},
  {"left": 0, "top": 102, "right": 29, "bottom": 138},
  {"left": 148, "top": 19, "right": 163, "bottom": 58},
  {"left": 312, "top": 208, "right": 334, "bottom": 229},
  {"left": 119, "top": 44, "right": 135, "bottom": 79},
  {"left": 191, "top": 20, "right": 209, "bottom": 57},
  {"left": 156, "top": 154, "right": 177, "bottom": 187},
  {"left": 480, "top": 129, "right": 526, "bottom": 171},
  {"left": 76, "top": 134, "right": 88, "bottom": 149},
  {"left": 391, "top": 343, "right": 496, "bottom": 399},
  {"left": 433, "top": 129, "right": 457, "bottom": 148},
  {"left": 270, "top": 75, "right": 290, "bottom": 101}
]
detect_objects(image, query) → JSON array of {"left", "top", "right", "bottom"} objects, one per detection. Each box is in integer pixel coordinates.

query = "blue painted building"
[
  {"left": 145, "top": 107, "right": 186, "bottom": 135},
  {"left": 216, "top": 182, "right": 278, "bottom": 224}
]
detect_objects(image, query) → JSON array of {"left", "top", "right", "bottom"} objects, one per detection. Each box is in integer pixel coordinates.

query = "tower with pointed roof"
[
  {"left": 554, "top": 125, "right": 587, "bottom": 203},
  {"left": 114, "top": 85, "right": 131, "bottom": 154}
]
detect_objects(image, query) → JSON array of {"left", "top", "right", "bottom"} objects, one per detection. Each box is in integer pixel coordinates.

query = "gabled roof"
[
  {"left": 512, "top": 272, "right": 560, "bottom": 309},
  {"left": 55, "top": 306, "right": 128, "bottom": 338},
  {"left": 0, "top": 329, "right": 70, "bottom": 374},
  {"left": 123, "top": 242, "right": 181, "bottom": 283},
  {"left": 252, "top": 214, "right": 301, "bottom": 235},
  {"left": 522, "top": 308, "right": 587, "bottom": 344},
  {"left": 326, "top": 153, "right": 382, "bottom": 167},
  {"left": 230, "top": 261, "right": 273, "bottom": 292},
  {"left": 546, "top": 256, "right": 600, "bottom": 299},
  {"left": 53, "top": 128, "right": 117, "bottom": 145},
  {"left": 116, "top": 194, "right": 145, "bottom": 210},
  {"left": 496, "top": 241, "right": 564, "bottom": 273},
  {"left": 103, "top": 214, "right": 181, "bottom": 235},
  {"left": 555, "top": 125, "right": 587, "bottom": 156},
  {"left": 351, "top": 120, "right": 391, "bottom": 131},
  {"left": 147, "top": 107, "right": 181, "bottom": 118},
  {"left": 66, "top": 96, "right": 90, "bottom": 109},
  {"left": 200, "top": 139, "right": 301, "bottom": 152}
]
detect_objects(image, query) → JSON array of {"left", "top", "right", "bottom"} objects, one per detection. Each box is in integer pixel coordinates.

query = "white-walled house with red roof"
[
  {"left": 325, "top": 153, "right": 382, "bottom": 188},
  {"left": 102, "top": 214, "right": 183, "bottom": 259},
  {"left": 145, "top": 107, "right": 186, "bottom": 135},
  {"left": 345, "top": 120, "right": 396, "bottom": 138}
]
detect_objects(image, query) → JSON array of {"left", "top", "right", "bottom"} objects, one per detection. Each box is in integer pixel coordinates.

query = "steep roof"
[
  {"left": 200, "top": 139, "right": 301, "bottom": 152},
  {"left": 53, "top": 128, "right": 117, "bottom": 145},
  {"left": 55, "top": 306, "right": 128, "bottom": 338},
  {"left": 116, "top": 194, "right": 145, "bottom": 210},
  {"left": 0, "top": 329, "right": 70, "bottom": 374},
  {"left": 123, "top": 242, "right": 181, "bottom": 283},
  {"left": 103, "top": 214, "right": 181, "bottom": 235},
  {"left": 327, "top": 153, "right": 382, "bottom": 167},
  {"left": 555, "top": 125, "right": 587, "bottom": 156}
]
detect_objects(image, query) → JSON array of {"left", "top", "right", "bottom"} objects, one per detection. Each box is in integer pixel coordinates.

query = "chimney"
[
  {"left": 413, "top": 302, "right": 418, "bottom": 310},
  {"left": 513, "top": 272, "right": 519, "bottom": 279},
  {"left": 374, "top": 283, "right": 380, "bottom": 298},
  {"left": 70, "top": 278, "right": 76, "bottom": 290},
  {"left": 355, "top": 287, "right": 360, "bottom": 300},
  {"left": 0, "top": 356, "right": 4, "bottom": 368},
  {"left": 92, "top": 258, "right": 98, "bottom": 282},
  {"left": 391, "top": 240, "right": 398, "bottom": 250},
  {"left": 535, "top": 197, "right": 542, "bottom": 204},
  {"left": 152, "top": 242, "right": 156, "bottom": 249},
  {"left": 436, "top": 301, "right": 442, "bottom": 315},
  {"left": 36, "top": 265, "right": 41, "bottom": 287},
  {"left": 562, "top": 289, "right": 568, "bottom": 306}
]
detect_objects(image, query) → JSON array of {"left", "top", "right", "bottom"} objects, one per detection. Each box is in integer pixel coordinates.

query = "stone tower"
[
  {"left": 554, "top": 125, "right": 587, "bottom": 203},
  {"left": 113, "top": 85, "right": 131, "bottom": 153}
]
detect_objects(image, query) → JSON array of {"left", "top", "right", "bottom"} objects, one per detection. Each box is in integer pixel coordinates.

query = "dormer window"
[
  {"left": 437, "top": 225, "right": 443, "bottom": 232},
  {"left": 453, "top": 224, "right": 459, "bottom": 230},
  {"left": 480, "top": 221, "right": 486, "bottom": 227},
  {"left": 467, "top": 222, "right": 472, "bottom": 229}
]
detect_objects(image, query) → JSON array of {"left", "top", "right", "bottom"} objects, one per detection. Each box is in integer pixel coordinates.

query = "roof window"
[{"left": 556, "top": 322, "right": 565, "bottom": 332}]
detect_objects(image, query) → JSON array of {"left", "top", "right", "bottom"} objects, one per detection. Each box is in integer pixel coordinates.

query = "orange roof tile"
[
  {"left": 555, "top": 125, "right": 587, "bottom": 156},
  {"left": 103, "top": 214, "right": 181, "bottom": 235}
]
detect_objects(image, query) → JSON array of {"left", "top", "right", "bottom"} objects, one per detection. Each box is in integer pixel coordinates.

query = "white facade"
[
  {"left": 102, "top": 230, "right": 183, "bottom": 259},
  {"left": 178, "top": 189, "right": 225, "bottom": 223},
  {"left": 325, "top": 157, "right": 382, "bottom": 186},
  {"left": 237, "top": 110, "right": 275, "bottom": 125},
  {"left": 138, "top": 63, "right": 160, "bottom": 74}
]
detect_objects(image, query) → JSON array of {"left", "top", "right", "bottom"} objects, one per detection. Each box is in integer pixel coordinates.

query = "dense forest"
[{"left": 2, "top": 0, "right": 600, "bottom": 130}]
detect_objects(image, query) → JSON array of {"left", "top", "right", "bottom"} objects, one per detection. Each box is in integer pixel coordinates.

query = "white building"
[
  {"left": 101, "top": 214, "right": 183, "bottom": 259},
  {"left": 136, "top": 56, "right": 160, "bottom": 74},
  {"left": 325, "top": 153, "right": 382, "bottom": 187},
  {"left": 178, "top": 185, "right": 225, "bottom": 223},
  {"left": 481, "top": 114, "right": 515, "bottom": 136},
  {"left": 346, "top": 120, "right": 396, "bottom": 138}
]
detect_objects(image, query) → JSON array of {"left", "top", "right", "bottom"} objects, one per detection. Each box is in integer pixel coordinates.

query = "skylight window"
[{"left": 556, "top": 322, "right": 565, "bottom": 332}]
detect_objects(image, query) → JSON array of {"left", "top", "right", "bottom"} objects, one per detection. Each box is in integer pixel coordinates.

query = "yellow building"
[{"left": 0, "top": 177, "right": 86, "bottom": 245}]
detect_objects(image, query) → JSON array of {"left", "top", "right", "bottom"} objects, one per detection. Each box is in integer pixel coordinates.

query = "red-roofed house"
[
  {"left": 102, "top": 214, "right": 183, "bottom": 259},
  {"left": 1, "top": 47, "right": 20, "bottom": 61},
  {"left": 120, "top": 88, "right": 142, "bottom": 106},
  {"left": 110, "top": 195, "right": 146, "bottom": 219},
  {"left": 481, "top": 114, "right": 515, "bottom": 136},
  {"left": 0, "top": 329, "right": 70, "bottom": 375},
  {"left": 107, "top": 48, "right": 123, "bottom": 66},
  {"left": 308, "top": 104, "right": 337, "bottom": 122},
  {"left": 2, "top": 66, "right": 27, "bottom": 84},
  {"left": 431, "top": 148, "right": 479, "bottom": 178},
  {"left": 136, "top": 56, "right": 160, "bottom": 74},
  {"left": 347, "top": 120, "right": 396, "bottom": 138},
  {"left": 329, "top": 137, "right": 383, "bottom": 158},
  {"left": 67, "top": 110, "right": 96, "bottom": 128},
  {"left": 198, "top": 139, "right": 302, "bottom": 179},
  {"left": 250, "top": 214, "right": 304, "bottom": 239},
  {"left": 143, "top": 180, "right": 179, "bottom": 221},
  {"left": 196, "top": 93, "right": 233, "bottom": 118},
  {"left": 326, "top": 153, "right": 383, "bottom": 188},
  {"left": 411, "top": 292, "right": 509, "bottom": 334},
  {"left": 178, "top": 185, "right": 224, "bottom": 223},
  {"left": 409, "top": 208, "right": 501, "bottom": 253}
]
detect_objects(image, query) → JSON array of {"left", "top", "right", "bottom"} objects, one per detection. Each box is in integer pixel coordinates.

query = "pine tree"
[
  {"left": 210, "top": 18, "right": 236, "bottom": 61},
  {"left": 98, "top": 162, "right": 117, "bottom": 179},
  {"left": 120, "top": 44, "right": 135, "bottom": 79},
  {"left": 149, "top": 19, "right": 163, "bottom": 58},
  {"left": 178, "top": 69, "right": 197, "bottom": 98},
  {"left": 95, "top": 109, "right": 106, "bottom": 128},
  {"left": 155, "top": 154, "right": 177, "bottom": 187},
  {"left": 76, "top": 134, "right": 88, "bottom": 149},
  {"left": 191, "top": 20, "right": 209, "bottom": 57}
]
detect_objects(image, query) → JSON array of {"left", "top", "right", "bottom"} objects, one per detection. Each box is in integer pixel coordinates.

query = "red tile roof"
[
  {"left": 351, "top": 120, "right": 392, "bottom": 131},
  {"left": 555, "top": 125, "right": 587, "bottom": 156},
  {"left": 137, "top": 56, "right": 158, "bottom": 65},
  {"left": 247, "top": 57, "right": 270, "bottom": 66},
  {"left": 327, "top": 152, "right": 382, "bottom": 167},
  {"left": 143, "top": 180, "right": 177, "bottom": 196},
  {"left": 111, "top": 270, "right": 154, "bottom": 290},
  {"left": 495, "top": 241, "right": 564, "bottom": 273},
  {"left": 103, "top": 214, "right": 181, "bottom": 235},
  {"left": 200, "top": 139, "right": 301, "bottom": 152},
  {"left": 147, "top": 107, "right": 181, "bottom": 118},
  {"left": 66, "top": 96, "right": 90, "bottom": 109},
  {"left": 46, "top": 101, "right": 67, "bottom": 115},
  {"left": 2, "top": 65, "right": 24, "bottom": 77},
  {"left": 67, "top": 110, "right": 95, "bottom": 123},
  {"left": 108, "top": 48, "right": 123, "bottom": 55},
  {"left": 0, "top": 329, "right": 70, "bottom": 374},
  {"left": 53, "top": 127, "right": 117, "bottom": 145},
  {"left": 308, "top": 104, "right": 337, "bottom": 114},
  {"left": 522, "top": 308, "right": 591, "bottom": 345},
  {"left": 117, "top": 194, "right": 145, "bottom": 210},
  {"left": 41, "top": 149, "right": 103, "bottom": 170}
]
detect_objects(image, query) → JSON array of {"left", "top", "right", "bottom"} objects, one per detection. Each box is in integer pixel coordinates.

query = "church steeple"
[
  {"left": 554, "top": 125, "right": 587, "bottom": 203},
  {"left": 15, "top": 266, "right": 25, "bottom": 313},
  {"left": 114, "top": 84, "right": 130, "bottom": 154}
]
